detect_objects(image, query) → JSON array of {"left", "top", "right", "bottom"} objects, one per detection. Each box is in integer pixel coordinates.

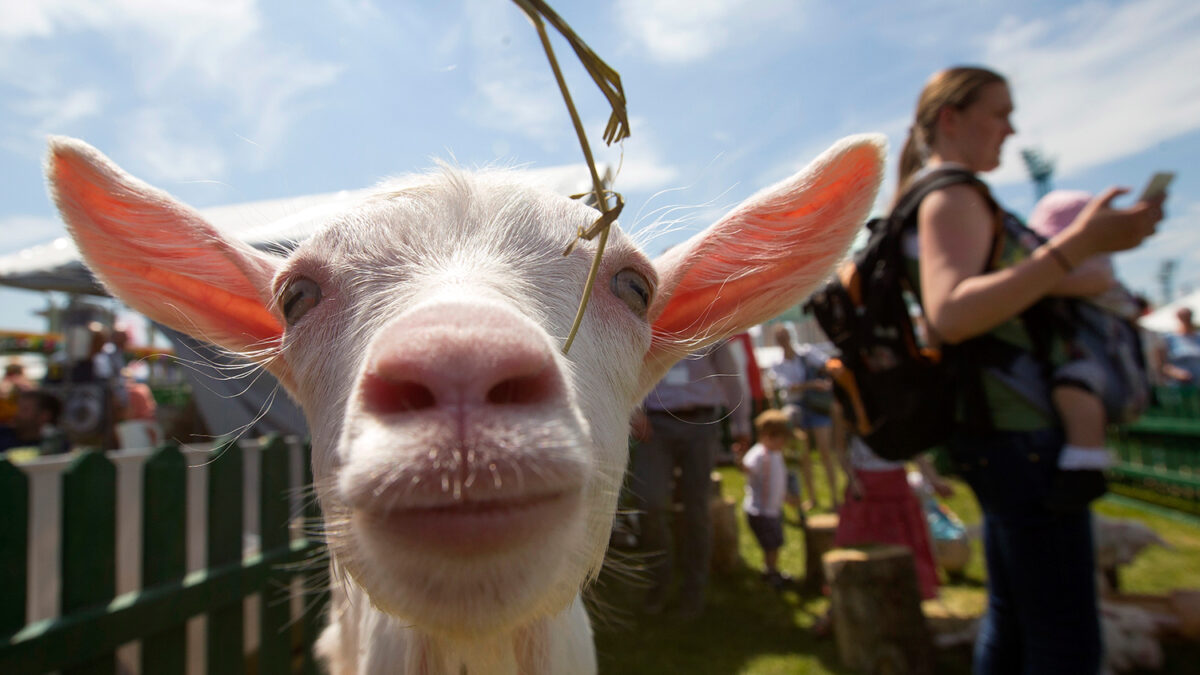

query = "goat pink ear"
[
  {"left": 640, "top": 134, "right": 886, "bottom": 388},
  {"left": 46, "top": 136, "right": 284, "bottom": 358}
]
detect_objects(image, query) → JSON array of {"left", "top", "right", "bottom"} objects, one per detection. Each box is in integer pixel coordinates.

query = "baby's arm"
[{"left": 1049, "top": 254, "right": 1116, "bottom": 297}]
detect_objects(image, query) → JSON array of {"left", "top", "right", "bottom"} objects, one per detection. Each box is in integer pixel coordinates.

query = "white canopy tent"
[{"left": 1139, "top": 290, "right": 1200, "bottom": 334}]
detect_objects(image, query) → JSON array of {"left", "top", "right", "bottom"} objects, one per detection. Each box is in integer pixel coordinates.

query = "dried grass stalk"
[{"left": 513, "top": 0, "right": 630, "bottom": 353}]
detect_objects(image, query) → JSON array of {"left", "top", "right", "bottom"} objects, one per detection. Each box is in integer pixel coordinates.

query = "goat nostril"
[
  {"left": 362, "top": 375, "right": 437, "bottom": 414},
  {"left": 486, "top": 374, "right": 553, "bottom": 406}
]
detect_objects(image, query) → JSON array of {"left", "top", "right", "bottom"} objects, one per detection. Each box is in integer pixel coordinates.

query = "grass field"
[{"left": 590, "top": 455, "right": 1200, "bottom": 674}]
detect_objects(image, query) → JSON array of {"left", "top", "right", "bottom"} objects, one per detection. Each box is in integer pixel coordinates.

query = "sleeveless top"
[{"left": 904, "top": 167, "right": 1063, "bottom": 432}]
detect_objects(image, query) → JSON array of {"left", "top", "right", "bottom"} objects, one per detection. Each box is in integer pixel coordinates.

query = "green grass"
[{"left": 591, "top": 454, "right": 1200, "bottom": 674}]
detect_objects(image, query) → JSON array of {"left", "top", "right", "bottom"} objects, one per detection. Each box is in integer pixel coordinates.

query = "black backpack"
[{"left": 804, "top": 168, "right": 997, "bottom": 460}]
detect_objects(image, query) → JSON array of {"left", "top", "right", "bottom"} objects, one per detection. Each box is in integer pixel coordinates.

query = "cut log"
[
  {"left": 803, "top": 513, "right": 839, "bottom": 591},
  {"left": 670, "top": 471, "right": 742, "bottom": 575},
  {"left": 710, "top": 470, "right": 742, "bottom": 575},
  {"left": 823, "top": 545, "right": 934, "bottom": 675},
  {"left": 710, "top": 494, "right": 742, "bottom": 575},
  {"left": 1174, "top": 590, "right": 1200, "bottom": 641}
]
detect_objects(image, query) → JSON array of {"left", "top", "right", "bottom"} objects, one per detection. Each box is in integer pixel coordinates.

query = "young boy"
[{"left": 740, "top": 409, "right": 799, "bottom": 589}]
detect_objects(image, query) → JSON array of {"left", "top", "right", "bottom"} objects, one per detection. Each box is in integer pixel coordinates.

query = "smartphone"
[{"left": 1139, "top": 171, "right": 1175, "bottom": 201}]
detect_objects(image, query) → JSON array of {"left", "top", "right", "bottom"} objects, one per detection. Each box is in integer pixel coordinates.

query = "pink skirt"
[{"left": 833, "top": 468, "right": 939, "bottom": 600}]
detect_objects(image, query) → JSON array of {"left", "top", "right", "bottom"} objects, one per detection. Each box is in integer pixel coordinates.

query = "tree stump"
[
  {"left": 710, "top": 495, "right": 742, "bottom": 575},
  {"left": 823, "top": 545, "right": 934, "bottom": 675},
  {"left": 803, "top": 513, "right": 839, "bottom": 591},
  {"left": 710, "top": 471, "right": 742, "bottom": 575}
]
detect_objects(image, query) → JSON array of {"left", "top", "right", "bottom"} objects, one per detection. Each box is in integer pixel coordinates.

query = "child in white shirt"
[{"left": 740, "top": 409, "right": 799, "bottom": 588}]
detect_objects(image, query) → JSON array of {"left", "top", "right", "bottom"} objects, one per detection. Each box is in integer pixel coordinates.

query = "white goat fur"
[{"left": 45, "top": 134, "right": 885, "bottom": 674}]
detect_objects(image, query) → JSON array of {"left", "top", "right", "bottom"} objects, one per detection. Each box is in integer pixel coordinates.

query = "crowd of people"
[
  {"left": 0, "top": 322, "right": 158, "bottom": 455},
  {"left": 624, "top": 64, "right": 1182, "bottom": 674},
  {"left": 0, "top": 363, "right": 68, "bottom": 454}
]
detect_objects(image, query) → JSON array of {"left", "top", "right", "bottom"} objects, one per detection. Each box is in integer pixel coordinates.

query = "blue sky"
[{"left": 1, "top": 0, "right": 1198, "bottom": 334}]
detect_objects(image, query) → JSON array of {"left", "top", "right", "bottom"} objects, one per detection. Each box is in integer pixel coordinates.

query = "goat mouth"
[{"left": 359, "top": 490, "right": 579, "bottom": 555}]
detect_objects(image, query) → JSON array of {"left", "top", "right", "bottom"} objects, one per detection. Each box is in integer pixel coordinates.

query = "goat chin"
[{"left": 315, "top": 584, "right": 597, "bottom": 675}]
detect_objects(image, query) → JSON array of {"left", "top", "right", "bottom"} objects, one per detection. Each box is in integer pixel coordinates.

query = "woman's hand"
[{"left": 1054, "top": 187, "right": 1163, "bottom": 263}]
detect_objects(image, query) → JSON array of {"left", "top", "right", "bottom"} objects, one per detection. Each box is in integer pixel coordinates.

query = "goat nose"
[{"left": 360, "top": 303, "right": 563, "bottom": 416}]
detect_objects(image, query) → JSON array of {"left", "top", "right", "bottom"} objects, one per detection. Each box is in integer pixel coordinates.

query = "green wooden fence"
[
  {"left": 1109, "top": 386, "right": 1200, "bottom": 515},
  {"left": 0, "top": 436, "right": 328, "bottom": 674}
]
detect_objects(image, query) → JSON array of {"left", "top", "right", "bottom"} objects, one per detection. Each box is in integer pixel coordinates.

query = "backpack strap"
[
  {"left": 891, "top": 167, "right": 1013, "bottom": 295},
  {"left": 889, "top": 168, "right": 1001, "bottom": 246},
  {"left": 891, "top": 167, "right": 983, "bottom": 223},
  {"left": 889, "top": 168, "right": 1011, "bottom": 435}
]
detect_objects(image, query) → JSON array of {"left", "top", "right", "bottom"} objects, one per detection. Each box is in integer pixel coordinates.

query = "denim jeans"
[{"left": 950, "top": 428, "right": 1101, "bottom": 675}]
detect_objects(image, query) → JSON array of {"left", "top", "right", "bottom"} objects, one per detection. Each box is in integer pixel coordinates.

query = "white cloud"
[
  {"left": 615, "top": 0, "right": 805, "bottom": 64},
  {"left": 0, "top": 0, "right": 59, "bottom": 38},
  {"left": 1115, "top": 199, "right": 1200, "bottom": 297},
  {"left": 458, "top": 0, "right": 565, "bottom": 146},
  {"left": 0, "top": 216, "right": 67, "bottom": 255},
  {"left": 212, "top": 49, "right": 342, "bottom": 154},
  {"left": 593, "top": 117, "right": 680, "bottom": 194},
  {"left": 325, "top": 0, "right": 385, "bottom": 28},
  {"left": 119, "top": 108, "right": 228, "bottom": 183},
  {"left": 982, "top": 0, "right": 1200, "bottom": 184},
  {"left": 0, "top": 0, "right": 260, "bottom": 53},
  {"left": 0, "top": 0, "right": 109, "bottom": 39},
  {"left": 0, "top": 0, "right": 340, "bottom": 180},
  {"left": 1136, "top": 202, "right": 1200, "bottom": 264},
  {"left": 473, "top": 77, "right": 566, "bottom": 144},
  {"left": 608, "top": 149, "right": 680, "bottom": 195},
  {"left": 12, "top": 88, "right": 103, "bottom": 141}
]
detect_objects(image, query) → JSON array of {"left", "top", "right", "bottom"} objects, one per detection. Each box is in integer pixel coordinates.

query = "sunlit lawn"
[{"left": 591, "top": 451, "right": 1200, "bottom": 674}]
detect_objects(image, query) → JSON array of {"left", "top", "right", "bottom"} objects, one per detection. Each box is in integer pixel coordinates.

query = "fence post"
[
  {"left": 141, "top": 443, "right": 187, "bottom": 675},
  {"left": 301, "top": 442, "right": 328, "bottom": 675},
  {"left": 62, "top": 449, "right": 117, "bottom": 675},
  {"left": 0, "top": 459, "right": 28, "bottom": 636},
  {"left": 257, "top": 435, "right": 292, "bottom": 675},
  {"left": 207, "top": 439, "right": 245, "bottom": 675}
]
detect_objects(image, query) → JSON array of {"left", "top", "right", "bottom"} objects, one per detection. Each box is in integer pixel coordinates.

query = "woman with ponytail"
[{"left": 906, "top": 66, "right": 1163, "bottom": 673}]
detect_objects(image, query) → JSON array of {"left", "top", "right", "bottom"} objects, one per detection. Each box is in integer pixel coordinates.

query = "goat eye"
[
  {"left": 279, "top": 277, "right": 322, "bottom": 326},
  {"left": 610, "top": 268, "right": 651, "bottom": 318}
]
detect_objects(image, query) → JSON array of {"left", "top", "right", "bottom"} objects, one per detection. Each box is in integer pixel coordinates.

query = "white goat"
[{"left": 46, "top": 134, "right": 884, "bottom": 674}]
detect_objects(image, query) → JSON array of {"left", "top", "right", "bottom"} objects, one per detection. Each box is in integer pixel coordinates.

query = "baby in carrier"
[{"left": 1028, "top": 190, "right": 1149, "bottom": 509}]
